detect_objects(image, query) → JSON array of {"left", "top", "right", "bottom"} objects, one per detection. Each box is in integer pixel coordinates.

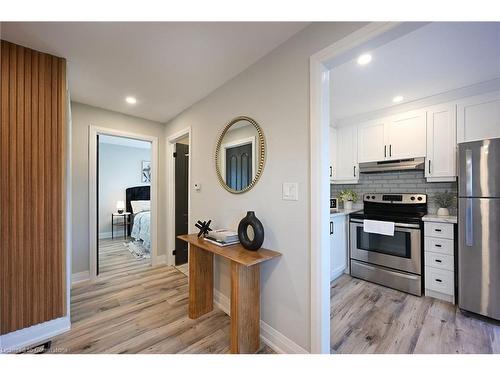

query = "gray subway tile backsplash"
[{"left": 331, "top": 170, "right": 457, "bottom": 215}]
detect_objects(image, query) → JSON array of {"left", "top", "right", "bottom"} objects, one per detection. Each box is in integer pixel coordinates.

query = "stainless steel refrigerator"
[{"left": 458, "top": 138, "right": 500, "bottom": 320}]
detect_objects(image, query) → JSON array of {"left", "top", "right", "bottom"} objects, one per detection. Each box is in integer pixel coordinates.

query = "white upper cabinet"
[
  {"left": 357, "top": 111, "right": 426, "bottom": 163},
  {"left": 457, "top": 91, "right": 500, "bottom": 143},
  {"left": 386, "top": 110, "right": 427, "bottom": 160},
  {"left": 425, "top": 103, "right": 457, "bottom": 182},
  {"left": 329, "top": 127, "right": 337, "bottom": 182},
  {"left": 332, "top": 125, "right": 358, "bottom": 184},
  {"left": 357, "top": 119, "right": 386, "bottom": 163}
]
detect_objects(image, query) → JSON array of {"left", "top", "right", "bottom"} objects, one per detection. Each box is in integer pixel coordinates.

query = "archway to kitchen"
[{"left": 311, "top": 22, "right": 500, "bottom": 354}]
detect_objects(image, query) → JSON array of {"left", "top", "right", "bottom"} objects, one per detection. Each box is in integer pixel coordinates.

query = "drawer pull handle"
[
  {"left": 435, "top": 259, "right": 442, "bottom": 263},
  {"left": 435, "top": 244, "right": 442, "bottom": 248},
  {"left": 435, "top": 229, "right": 442, "bottom": 232},
  {"left": 435, "top": 278, "right": 442, "bottom": 283}
]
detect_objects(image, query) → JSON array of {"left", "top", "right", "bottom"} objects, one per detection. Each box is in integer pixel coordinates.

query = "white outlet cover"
[{"left": 282, "top": 182, "right": 298, "bottom": 201}]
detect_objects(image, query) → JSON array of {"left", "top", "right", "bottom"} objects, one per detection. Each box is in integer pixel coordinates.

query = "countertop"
[
  {"left": 330, "top": 208, "right": 361, "bottom": 218},
  {"left": 422, "top": 214, "right": 458, "bottom": 224}
]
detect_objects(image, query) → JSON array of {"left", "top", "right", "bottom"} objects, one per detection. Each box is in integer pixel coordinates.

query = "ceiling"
[
  {"left": 330, "top": 22, "right": 500, "bottom": 122},
  {"left": 1, "top": 22, "right": 308, "bottom": 122},
  {"left": 99, "top": 134, "right": 151, "bottom": 149}
]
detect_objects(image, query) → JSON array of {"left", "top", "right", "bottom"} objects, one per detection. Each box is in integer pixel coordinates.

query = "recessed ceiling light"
[
  {"left": 357, "top": 54, "right": 372, "bottom": 65},
  {"left": 392, "top": 95, "right": 404, "bottom": 103},
  {"left": 125, "top": 96, "right": 137, "bottom": 104}
]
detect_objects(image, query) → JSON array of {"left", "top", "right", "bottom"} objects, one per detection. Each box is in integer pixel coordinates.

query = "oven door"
[{"left": 350, "top": 219, "right": 421, "bottom": 274}]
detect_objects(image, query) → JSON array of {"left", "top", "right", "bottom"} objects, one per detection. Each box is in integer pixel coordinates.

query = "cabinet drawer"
[
  {"left": 425, "top": 267, "right": 454, "bottom": 295},
  {"left": 425, "top": 252, "right": 454, "bottom": 271},
  {"left": 424, "top": 222, "right": 454, "bottom": 239},
  {"left": 424, "top": 237, "right": 454, "bottom": 255}
]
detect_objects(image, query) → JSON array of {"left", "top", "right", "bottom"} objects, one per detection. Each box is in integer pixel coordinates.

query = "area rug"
[{"left": 123, "top": 241, "right": 151, "bottom": 259}]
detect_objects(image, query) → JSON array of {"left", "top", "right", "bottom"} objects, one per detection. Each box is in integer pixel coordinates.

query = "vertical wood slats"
[{"left": 0, "top": 40, "right": 66, "bottom": 335}]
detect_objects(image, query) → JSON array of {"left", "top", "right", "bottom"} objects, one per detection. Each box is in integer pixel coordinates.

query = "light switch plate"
[{"left": 282, "top": 182, "right": 298, "bottom": 201}]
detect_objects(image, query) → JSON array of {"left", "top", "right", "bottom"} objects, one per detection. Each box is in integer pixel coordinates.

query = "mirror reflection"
[{"left": 216, "top": 116, "right": 265, "bottom": 193}]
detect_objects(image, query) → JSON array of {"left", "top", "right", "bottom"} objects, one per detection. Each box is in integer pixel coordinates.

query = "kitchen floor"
[{"left": 330, "top": 274, "right": 500, "bottom": 354}]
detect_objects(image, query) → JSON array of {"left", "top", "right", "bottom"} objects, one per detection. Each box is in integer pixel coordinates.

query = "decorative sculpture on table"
[
  {"left": 195, "top": 219, "right": 213, "bottom": 238},
  {"left": 238, "top": 211, "right": 264, "bottom": 251}
]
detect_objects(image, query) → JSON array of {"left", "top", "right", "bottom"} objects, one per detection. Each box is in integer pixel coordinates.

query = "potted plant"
[
  {"left": 337, "top": 189, "right": 358, "bottom": 210},
  {"left": 434, "top": 191, "right": 456, "bottom": 216}
]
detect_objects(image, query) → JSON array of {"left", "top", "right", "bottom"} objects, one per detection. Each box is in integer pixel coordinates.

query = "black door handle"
[
  {"left": 330, "top": 221, "right": 333, "bottom": 235},
  {"left": 428, "top": 159, "right": 431, "bottom": 174},
  {"left": 389, "top": 144, "right": 392, "bottom": 157},
  {"left": 384, "top": 145, "right": 386, "bottom": 158},
  {"left": 353, "top": 166, "right": 356, "bottom": 177},
  {"left": 330, "top": 166, "right": 332, "bottom": 177}
]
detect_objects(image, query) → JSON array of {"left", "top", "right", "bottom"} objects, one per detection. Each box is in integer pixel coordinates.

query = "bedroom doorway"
[
  {"left": 96, "top": 134, "right": 153, "bottom": 276},
  {"left": 89, "top": 126, "right": 159, "bottom": 279}
]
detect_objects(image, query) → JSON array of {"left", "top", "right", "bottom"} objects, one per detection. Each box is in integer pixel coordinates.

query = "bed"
[{"left": 126, "top": 186, "right": 151, "bottom": 253}]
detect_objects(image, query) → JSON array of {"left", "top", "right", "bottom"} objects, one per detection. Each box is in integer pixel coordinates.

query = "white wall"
[
  {"left": 164, "top": 22, "right": 367, "bottom": 352},
  {"left": 98, "top": 142, "right": 151, "bottom": 237},
  {"left": 71, "top": 102, "right": 166, "bottom": 274}
]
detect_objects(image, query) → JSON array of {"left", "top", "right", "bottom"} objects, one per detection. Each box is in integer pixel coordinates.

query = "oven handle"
[{"left": 350, "top": 218, "right": 420, "bottom": 229}]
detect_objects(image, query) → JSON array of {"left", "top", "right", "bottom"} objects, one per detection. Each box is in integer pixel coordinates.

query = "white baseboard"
[
  {"left": 213, "top": 289, "right": 308, "bottom": 354},
  {"left": 330, "top": 266, "right": 347, "bottom": 282},
  {"left": 0, "top": 316, "right": 71, "bottom": 353},
  {"left": 152, "top": 254, "right": 167, "bottom": 266},
  {"left": 98, "top": 231, "right": 113, "bottom": 239},
  {"left": 72, "top": 270, "right": 90, "bottom": 285}
]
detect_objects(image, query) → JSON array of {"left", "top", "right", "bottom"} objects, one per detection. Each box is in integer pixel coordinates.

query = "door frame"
[
  {"left": 88, "top": 125, "right": 159, "bottom": 279},
  {"left": 309, "top": 22, "right": 401, "bottom": 353},
  {"left": 166, "top": 127, "right": 192, "bottom": 266}
]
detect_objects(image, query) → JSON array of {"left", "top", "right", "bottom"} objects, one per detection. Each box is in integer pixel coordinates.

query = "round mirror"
[{"left": 215, "top": 116, "right": 266, "bottom": 194}]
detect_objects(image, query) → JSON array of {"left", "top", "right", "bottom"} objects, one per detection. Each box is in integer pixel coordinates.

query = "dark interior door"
[
  {"left": 175, "top": 143, "right": 189, "bottom": 265},
  {"left": 225, "top": 143, "right": 252, "bottom": 191}
]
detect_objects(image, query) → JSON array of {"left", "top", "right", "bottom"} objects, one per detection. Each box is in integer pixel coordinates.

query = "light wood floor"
[
  {"left": 51, "top": 238, "right": 273, "bottom": 354},
  {"left": 330, "top": 274, "right": 500, "bottom": 354},
  {"left": 98, "top": 237, "right": 151, "bottom": 277}
]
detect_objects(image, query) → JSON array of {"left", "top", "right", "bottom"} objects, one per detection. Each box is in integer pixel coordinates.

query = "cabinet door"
[
  {"left": 386, "top": 110, "right": 426, "bottom": 159},
  {"left": 329, "top": 127, "right": 337, "bottom": 182},
  {"left": 333, "top": 125, "right": 358, "bottom": 183},
  {"left": 330, "top": 215, "right": 347, "bottom": 281},
  {"left": 358, "top": 119, "right": 386, "bottom": 162},
  {"left": 457, "top": 91, "right": 500, "bottom": 143},
  {"left": 426, "top": 103, "right": 457, "bottom": 181}
]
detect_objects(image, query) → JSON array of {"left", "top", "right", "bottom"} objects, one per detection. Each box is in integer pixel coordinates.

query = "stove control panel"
[{"left": 364, "top": 193, "right": 427, "bottom": 204}]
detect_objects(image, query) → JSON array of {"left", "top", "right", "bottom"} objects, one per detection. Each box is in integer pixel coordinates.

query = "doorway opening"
[
  {"left": 96, "top": 134, "right": 153, "bottom": 277},
  {"left": 167, "top": 128, "right": 191, "bottom": 275},
  {"left": 89, "top": 126, "right": 159, "bottom": 280},
  {"left": 312, "top": 22, "right": 500, "bottom": 354}
]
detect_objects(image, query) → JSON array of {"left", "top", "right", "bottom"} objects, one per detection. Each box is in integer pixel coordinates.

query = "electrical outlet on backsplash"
[{"left": 330, "top": 171, "right": 458, "bottom": 215}]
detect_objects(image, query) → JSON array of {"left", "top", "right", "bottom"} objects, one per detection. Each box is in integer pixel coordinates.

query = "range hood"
[{"left": 359, "top": 157, "right": 425, "bottom": 173}]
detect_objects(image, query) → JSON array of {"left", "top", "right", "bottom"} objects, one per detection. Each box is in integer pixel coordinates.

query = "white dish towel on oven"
[{"left": 363, "top": 219, "right": 395, "bottom": 236}]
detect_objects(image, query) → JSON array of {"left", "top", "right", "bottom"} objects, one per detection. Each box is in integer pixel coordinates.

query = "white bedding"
[{"left": 131, "top": 211, "right": 151, "bottom": 251}]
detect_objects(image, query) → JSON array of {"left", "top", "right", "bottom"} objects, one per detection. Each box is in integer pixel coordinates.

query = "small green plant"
[
  {"left": 337, "top": 189, "right": 358, "bottom": 203},
  {"left": 433, "top": 191, "right": 456, "bottom": 208}
]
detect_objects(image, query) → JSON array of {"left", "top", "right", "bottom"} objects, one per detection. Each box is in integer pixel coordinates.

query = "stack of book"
[{"left": 204, "top": 229, "right": 240, "bottom": 247}]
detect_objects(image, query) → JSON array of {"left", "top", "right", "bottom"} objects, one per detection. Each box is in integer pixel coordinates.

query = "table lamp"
[{"left": 116, "top": 201, "right": 125, "bottom": 214}]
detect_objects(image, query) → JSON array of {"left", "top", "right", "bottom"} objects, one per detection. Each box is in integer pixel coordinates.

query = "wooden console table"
[{"left": 177, "top": 234, "right": 282, "bottom": 353}]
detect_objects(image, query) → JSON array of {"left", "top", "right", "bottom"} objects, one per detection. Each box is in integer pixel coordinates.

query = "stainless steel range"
[{"left": 349, "top": 193, "right": 427, "bottom": 296}]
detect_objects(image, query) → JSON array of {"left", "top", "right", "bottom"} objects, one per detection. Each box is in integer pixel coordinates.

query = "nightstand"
[{"left": 112, "top": 212, "right": 131, "bottom": 239}]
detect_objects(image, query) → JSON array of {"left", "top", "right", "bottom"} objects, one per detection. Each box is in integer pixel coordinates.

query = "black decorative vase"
[{"left": 238, "top": 211, "right": 264, "bottom": 251}]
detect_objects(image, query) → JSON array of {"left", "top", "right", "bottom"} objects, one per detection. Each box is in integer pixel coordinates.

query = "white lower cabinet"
[
  {"left": 424, "top": 220, "right": 456, "bottom": 304},
  {"left": 330, "top": 214, "right": 348, "bottom": 281}
]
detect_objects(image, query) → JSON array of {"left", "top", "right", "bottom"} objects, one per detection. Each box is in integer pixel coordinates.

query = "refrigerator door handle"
[
  {"left": 466, "top": 198, "right": 473, "bottom": 246},
  {"left": 466, "top": 149, "right": 473, "bottom": 196}
]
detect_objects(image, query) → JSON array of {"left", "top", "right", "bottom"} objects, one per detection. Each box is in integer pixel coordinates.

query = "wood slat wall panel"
[{"left": 0, "top": 40, "right": 66, "bottom": 334}]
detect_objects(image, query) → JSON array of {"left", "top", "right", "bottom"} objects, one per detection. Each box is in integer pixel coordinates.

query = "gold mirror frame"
[{"left": 215, "top": 116, "right": 266, "bottom": 194}]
